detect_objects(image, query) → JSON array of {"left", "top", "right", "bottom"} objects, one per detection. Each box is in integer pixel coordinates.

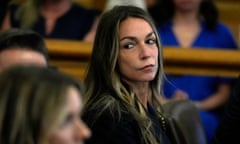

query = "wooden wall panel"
[{"left": 45, "top": 39, "right": 240, "bottom": 80}]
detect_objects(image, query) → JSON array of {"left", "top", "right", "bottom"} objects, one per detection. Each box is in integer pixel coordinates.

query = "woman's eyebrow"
[
  {"left": 146, "top": 32, "right": 155, "bottom": 38},
  {"left": 120, "top": 36, "right": 137, "bottom": 41},
  {"left": 120, "top": 32, "right": 154, "bottom": 41}
]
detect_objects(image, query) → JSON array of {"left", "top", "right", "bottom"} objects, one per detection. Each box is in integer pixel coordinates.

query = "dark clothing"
[
  {"left": 0, "top": 0, "right": 8, "bottom": 26},
  {"left": 9, "top": 3, "right": 100, "bottom": 40},
  {"left": 83, "top": 102, "right": 171, "bottom": 144},
  {"left": 212, "top": 77, "right": 240, "bottom": 144}
]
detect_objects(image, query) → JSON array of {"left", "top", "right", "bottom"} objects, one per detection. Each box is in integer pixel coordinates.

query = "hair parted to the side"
[
  {"left": 0, "top": 65, "right": 82, "bottom": 144},
  {"left": 83, "top": 5, "right": 164, "bottom": 144},
  {"left": 0, "top": 28, "right": 49, "bottom": 62}
]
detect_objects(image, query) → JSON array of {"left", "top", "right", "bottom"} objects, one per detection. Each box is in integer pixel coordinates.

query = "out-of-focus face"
[
  {"left": 118, "top": 17, "right": 158, "bottom": 83},
  {"left": 173, "top": 0, "right": 201, "bottom": 12},
  {"left": 0, "top": 48, "right": 47, "bottom": 72},
  {"left": 49, "top": 87, "right": 91, "bottom": 144}
]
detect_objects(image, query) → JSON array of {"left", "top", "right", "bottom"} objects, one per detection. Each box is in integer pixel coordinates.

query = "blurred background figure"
[
  {"left": 1, "top": 0, "right": 100, "bottom": 42},
  {"left": 0, "top": 28, "right": 48, "bottom": 71},
  {"left": 150, "top": 0, "right": 238, "bottom": 143},
  {"left": 0, "top": 65, "right": 91, "bottom": 144},
  {"left": 104, "top": 0, "right": 159, "bottom": 12},
  {"left": 104, "top": 0, "right": 147, "bottom": 11},
  {"left": 212, "top": 75, "right": 240, "bottom": 144},
  {"left": 0, "top": 0, "right": 9, "bottom": 27}
]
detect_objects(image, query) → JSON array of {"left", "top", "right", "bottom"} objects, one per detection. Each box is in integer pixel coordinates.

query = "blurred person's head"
[
  {"left": 0, "top": 65, "right": 91, "bottom": 144},
  {"left": 0, "top": 28, "right": 48, "bottom": 71}
]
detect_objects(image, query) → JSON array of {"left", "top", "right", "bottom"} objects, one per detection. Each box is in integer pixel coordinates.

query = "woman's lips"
[{"left": 139, "top": 64, "right": 155, "bottom": 72}]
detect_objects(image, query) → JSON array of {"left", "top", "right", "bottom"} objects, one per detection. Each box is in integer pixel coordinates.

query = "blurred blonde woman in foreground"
[{"left": 0, "top": 65, "right": 91, "bottom": 144}]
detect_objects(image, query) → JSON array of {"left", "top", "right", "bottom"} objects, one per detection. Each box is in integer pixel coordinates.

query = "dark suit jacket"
[
  {"left": 212, "top": 77, "right": 240, "bottom": 144},
  {"left": 83, "top": 101, "right": 171, "bottom": 144}
]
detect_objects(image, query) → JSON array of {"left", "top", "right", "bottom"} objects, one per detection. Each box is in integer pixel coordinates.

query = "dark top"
[
  {"left": 83, "top": 102, "right": 171, "bottom": 144},
  {"left": 9, "top": 3, "right": 100, "bottom": 40},
  {"left": 212, "top": 76, "right": 240, "bottom": 144},
  {"left": 0, "top": 0, "right": 8, "bottom": 26}
]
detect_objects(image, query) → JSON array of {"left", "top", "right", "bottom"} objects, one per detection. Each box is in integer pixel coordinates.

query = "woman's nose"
[
  {"left": 139, "top": 43, "right": 151, "bottom": 59},
  {"left": 75, "top": 120, "right": 91, "bottom": 141}
]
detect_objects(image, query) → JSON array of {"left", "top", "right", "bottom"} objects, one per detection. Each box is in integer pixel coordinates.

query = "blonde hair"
[
  {"left": 0, "top": 65, "right": 82, "bottom": 144},
  {"left": 13, "top": 0, "right": 41, "bottom": 28}
]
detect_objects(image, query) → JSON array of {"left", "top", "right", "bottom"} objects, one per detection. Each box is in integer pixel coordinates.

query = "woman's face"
[
  {"left": 118, "top": 17, "right": 158, "bottom": 83},
  {"left": 173, "top": 0, "right": 201, "bottom": 12},
  {"left": 49, "top": 87, "right": 91, "bottom": 144}
]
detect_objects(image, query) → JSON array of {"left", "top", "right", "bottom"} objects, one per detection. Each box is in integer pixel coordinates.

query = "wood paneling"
[
  {"left": 45, "top": 39, "right": 240, "bottom": 80},
  {"left": 216, "top": 1, "right": 240, "bottom": 43}
]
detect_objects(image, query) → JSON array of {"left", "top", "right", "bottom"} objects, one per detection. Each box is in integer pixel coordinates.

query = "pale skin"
[
  {"left": 118, "top": 17, "right": 159, "bottom": 109},
  {"left": 172, "top": 0, "right": 202, "bottom": 48},
  {"left": 49, "top": 86, "right": 91, "bottom": 144},
  {"left": 168, "top": 0, "right": 231, "bottom": 110},
  {"left": 0, "top": 48, "right": 47, "bottom": 72},
  {"left": 41, "top": 0, "right": 72, "bottom": 35}
]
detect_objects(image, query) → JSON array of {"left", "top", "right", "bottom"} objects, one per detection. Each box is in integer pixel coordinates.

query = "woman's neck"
[
  {"left": 173, "top": 10, "right": 200, "bottom": 25},
  {"left": 41, "top": 0, "right": 72, "bottom": 34},
  {"left": 172, "top": 10, "right": 201, "bottom": 48},
  {"left": 41, "top": 0, "right": 72, "bottom": 19},
  {"left": 131, "top": 83, "right": 151, "bottom": 109}
]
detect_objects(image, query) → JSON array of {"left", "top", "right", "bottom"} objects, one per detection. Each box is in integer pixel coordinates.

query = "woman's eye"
[
  {"left": 146, "top": 39, "right": 156, "bottom": 45},
  {"left": 60, "top": 114, "right": 73, "bottom": 128},
  {"left": 123, "top": 43, "right": 134, "bottom": 49}
]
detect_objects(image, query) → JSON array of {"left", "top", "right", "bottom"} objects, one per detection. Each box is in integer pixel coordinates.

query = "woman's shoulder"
[
  {"left": 214, "top": 22, "right": 234, "bottom": 34},
  {"left": 214, "top": 22, "right": 237, "bottom": 48},
  {"left": 83, "top": 101, "right": 142, "bottom": 144},
  {"left": 201, "top": 21, "right": 237, "bottom": 48},
  {"left": 83, "top": 101, "right": 134, "bottom": 126},
  {"left": 157, "top": 21, "right": 172, "bottom": 31},
  {"left": 7, "top": 4, "right": 20, "bottom": 17},
  {"left": 201, "top": 21, "right": 234, "bottom": 38}
]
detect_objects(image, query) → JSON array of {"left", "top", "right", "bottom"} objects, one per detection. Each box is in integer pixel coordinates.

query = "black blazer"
[{"left": 83, "top": 102, "right": 171, "bottom": 144}]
